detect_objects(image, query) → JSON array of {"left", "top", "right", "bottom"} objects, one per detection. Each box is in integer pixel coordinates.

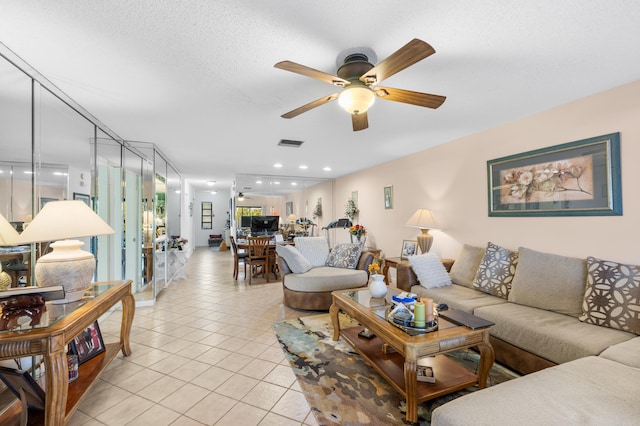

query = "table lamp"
[
  {"left": 0, "top": 213, "right": 20, "bottom": 289},
  {"left": 405, "top": 209, "right": 438, "bottom": 254},
  {"left": 0, "top": 213, "right": 19, "bottom": 246},
  {"left": 287, "top": 214, "right": 296, "bottom": 232},
  {"left": 15, "top": 200, "right": 115, "bottom": 302}
]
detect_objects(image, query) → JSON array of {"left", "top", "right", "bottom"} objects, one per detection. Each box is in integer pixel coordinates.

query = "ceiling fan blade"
[
  {"left": 374, "top": 86, "right": 446, "bottom": 109},
  {"left": 351, "top": 112, "right": 368, "bottom": 131},
  {"left": 281, "top": 93, "right": 339, "bottom": 119},
  {"left": 359, "top": 39, "right": 435, "bottom": 85},
  {"left": 275, "top": 61, "right": 350, "bottom": 87}
]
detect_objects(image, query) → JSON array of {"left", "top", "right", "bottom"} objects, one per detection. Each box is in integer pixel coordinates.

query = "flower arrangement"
[
  {"left": 368, "top": 255, "right": 384, "bottom": 275},
  {"left": 349, "top": 224, "right": 366, "bottom": 240},
  {"left": 345, "top": 198, "right": 359, "bottom": 219}
]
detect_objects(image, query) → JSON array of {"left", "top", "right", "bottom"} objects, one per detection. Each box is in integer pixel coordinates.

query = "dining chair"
[
  {"left": 246, "top": 236, "right": 271, "bottom": 284},
  {"left": 230, "top": 236, "right": 248, "bottom": 280}
]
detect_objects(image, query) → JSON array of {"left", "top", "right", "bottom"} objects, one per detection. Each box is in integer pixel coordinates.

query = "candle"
[
  {"left": 413, "top": 300, "right": 425, "bottom": 327},
  {"left": 425, "top": 298, "right": 435, "bottom": 323}
]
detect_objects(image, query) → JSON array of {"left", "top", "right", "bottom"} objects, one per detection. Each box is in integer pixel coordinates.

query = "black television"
[{"left": 250, "top": 216, "right": 279, "bottom": 235}]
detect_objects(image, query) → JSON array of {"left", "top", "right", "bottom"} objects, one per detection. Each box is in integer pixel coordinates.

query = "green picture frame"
[
  {"left": 487, "top": 133, "right": 621, "bottom": 216},
  {"left": 384, "top": 185, "right": 393, "bottom": 209}
]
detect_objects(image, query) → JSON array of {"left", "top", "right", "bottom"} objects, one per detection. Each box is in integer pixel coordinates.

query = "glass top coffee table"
[{"left": 330, "top": 287, "right": 494, "bottom": 425}]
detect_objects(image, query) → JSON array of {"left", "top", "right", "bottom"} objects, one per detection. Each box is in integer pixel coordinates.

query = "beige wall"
[{"left": 336, "top": 80, "right": 640, "bottom": 266}]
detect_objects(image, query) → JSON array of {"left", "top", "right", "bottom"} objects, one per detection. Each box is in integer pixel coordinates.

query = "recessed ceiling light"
[
  {"left": 291, "top": 182, "right": 297, "bottom": 186},
  {"left": 24, "top": 171, "right": 33, "bottom": 174},
  {"left": 274, "top": 181, "right": 280, "bottom": 185},
  {"left": 299, "top": 165, "right": 308, "bottom": 169},
  {"left": 175, "top": 190, "right": 181, "bottom": 194},
  {"left": 211, "top": 191, "right": 217, "bottom": 195},
  {"left": 323, "top": 166, "right": 332, "bottom": 171},
  {"left": 53, "top": 172, "right": 68, "bottom": 176},
  {"left": 274, "top": 163, "right": 283, "bottom": 168},
  {"left": 207, "top": 180, "right": 216, "bottom": 186},
  {"left": 256, "top": 180, "right": 262, "bottom": 184}
]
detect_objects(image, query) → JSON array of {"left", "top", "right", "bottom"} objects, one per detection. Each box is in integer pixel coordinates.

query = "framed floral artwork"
[{"left": 487, "top": 133, "right": 621, "bottom": 216}]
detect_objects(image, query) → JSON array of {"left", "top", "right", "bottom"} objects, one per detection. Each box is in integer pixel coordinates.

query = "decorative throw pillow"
[
  {"left": 472, "top": 242, "right": 519, "bottom": 299},
  {"left": 325, "top": 243, "right": 363, "bottom": 269},
  {"left": 579, "top": 257, "right": 640, "bottom": 335},
  {"left": 293, "top": 236, "right": 330, "bottom": 267},
  {"left": 275, "top": 244, "right": 313, "bottom": 274},
  {"left": 408, "top": 253, "right": 452, "bottom": 289}
]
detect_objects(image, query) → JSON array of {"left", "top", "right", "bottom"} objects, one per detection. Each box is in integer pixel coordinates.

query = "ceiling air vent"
[{"left": 278, "top": 139, "right": 304, "bottom": 148}]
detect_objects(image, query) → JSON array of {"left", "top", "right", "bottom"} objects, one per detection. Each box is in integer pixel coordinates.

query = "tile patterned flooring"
[{"left": 71, "top": 247, "right": 317, "bottom": 426}]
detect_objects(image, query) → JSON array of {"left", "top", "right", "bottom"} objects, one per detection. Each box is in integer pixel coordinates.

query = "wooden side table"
[{"left": 0, "top": 280, "right": 135, "bottom": 425}]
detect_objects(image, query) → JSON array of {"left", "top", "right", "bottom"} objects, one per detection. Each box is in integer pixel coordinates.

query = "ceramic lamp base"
[{"left": 35, "top": 240, "right": 95, "bottom": 303}]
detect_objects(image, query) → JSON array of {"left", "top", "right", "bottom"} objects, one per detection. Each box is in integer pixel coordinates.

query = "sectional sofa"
[
  {"left": 396, "top": 243, "right": 640, "bottom": 425},
  {"left": 276, "top": 236, "right": 374, "bottom": 310}
]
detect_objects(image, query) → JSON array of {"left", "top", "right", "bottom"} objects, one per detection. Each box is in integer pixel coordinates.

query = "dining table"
[{"left": 236, "top": 239, "right": 292, "bottom": 282}]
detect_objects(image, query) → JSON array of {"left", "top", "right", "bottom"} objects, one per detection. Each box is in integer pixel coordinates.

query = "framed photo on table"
[
  {"left": 487, "top": 133, "right": 621, "bottom": 216},
  {"left": 401, "top": 240, "right": 418, "bottom": 260},
  {"left": 69, "top": 321, "right": 105, "bottom": 365}
]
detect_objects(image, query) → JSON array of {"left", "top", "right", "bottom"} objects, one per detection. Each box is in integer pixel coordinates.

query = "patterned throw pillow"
[
  {"left": 325, "top": 243, "right": 363, "bottom": 269},
  {"left": 472, "top": 242, "right": 519, "bottom": 299},
  {"left": 579, "top": 257, "right": 640, "bottom": 335}
]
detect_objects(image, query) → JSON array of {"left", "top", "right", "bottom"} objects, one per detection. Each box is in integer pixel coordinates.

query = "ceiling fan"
[{"left": 275, "top": 38, "right": 446, "bottom": 131}]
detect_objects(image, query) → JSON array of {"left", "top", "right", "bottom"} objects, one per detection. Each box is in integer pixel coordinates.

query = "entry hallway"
[{"left": 72, "top": 247, "right": 318, "bottom": 426}]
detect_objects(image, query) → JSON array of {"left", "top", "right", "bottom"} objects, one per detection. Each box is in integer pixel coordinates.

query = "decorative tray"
[{"left": 386, "top": 307, "right": 438, "bottom": 335}]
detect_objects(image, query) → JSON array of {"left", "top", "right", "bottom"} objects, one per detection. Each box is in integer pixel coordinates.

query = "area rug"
[{"left": 273, "top": 313, "right": 519, "bottom": 425}]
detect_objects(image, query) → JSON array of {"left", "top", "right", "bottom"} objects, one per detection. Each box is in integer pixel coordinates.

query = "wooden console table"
[{"left": 0, "top": 280, "right": 135, "bottom": 425}]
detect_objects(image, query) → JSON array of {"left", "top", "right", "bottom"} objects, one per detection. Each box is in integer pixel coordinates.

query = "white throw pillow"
[
  {"left": 293, "top": 236, "right": 330, "bottom": 267},
  {"left": 408, "top": 253, "right": 452, "bottom": 289},
  {"left": 276, "top": 244, "right": 313, "bottom": 274}
]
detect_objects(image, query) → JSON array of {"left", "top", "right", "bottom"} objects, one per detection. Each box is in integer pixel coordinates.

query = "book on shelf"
[{"left": 417, "top": 358, "right": 436, "bottom": 383}]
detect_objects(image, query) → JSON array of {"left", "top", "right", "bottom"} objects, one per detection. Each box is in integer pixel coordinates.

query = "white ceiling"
[{"left": 2, "top": 1, "right": 639, "bottom": 197}]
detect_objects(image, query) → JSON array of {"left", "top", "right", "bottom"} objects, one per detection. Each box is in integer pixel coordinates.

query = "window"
[
  {"left": 201, "top": 202, "right": 213, "bottom": 229},
  {"left": 235, "top": 206, "right": 262, "bottom": 228}
]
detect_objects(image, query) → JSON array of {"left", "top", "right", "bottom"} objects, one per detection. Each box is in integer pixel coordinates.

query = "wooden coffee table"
[{"left": 330, "top": 288, "right": 494, "bottom": 424}]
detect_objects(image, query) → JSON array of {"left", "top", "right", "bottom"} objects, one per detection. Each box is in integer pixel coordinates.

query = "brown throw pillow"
[
  {"left": 472, "top": 242, "right": 519, "bottom": 299},
  {"left": 579, "top": 257, "right": 640, "bottom": 335}
]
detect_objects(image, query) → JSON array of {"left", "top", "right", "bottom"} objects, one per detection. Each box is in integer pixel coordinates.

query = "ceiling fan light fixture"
[{"left": 338, "top": 84, "right": 375, "bottom": 115}]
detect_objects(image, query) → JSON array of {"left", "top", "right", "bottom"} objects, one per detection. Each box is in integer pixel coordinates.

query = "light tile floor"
[{"left": 70, "top": 247, "right": 318, "bottom": 426}]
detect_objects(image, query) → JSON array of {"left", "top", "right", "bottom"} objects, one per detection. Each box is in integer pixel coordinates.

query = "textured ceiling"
[{"left": 1, "top": 1, "right": 640, "bottom": 196}]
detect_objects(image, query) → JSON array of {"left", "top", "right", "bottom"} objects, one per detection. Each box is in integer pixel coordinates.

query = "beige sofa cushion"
[
  {"left": 448, "top": 244, "right": 485, "bottom": 288},
  {"left": 599, "top": 337, "right": 640, "bottom": 368},
  {"left": 431, "top": 356, "right": 640, "bottom": 426},
  {"left": 283, "top": 267, "right": 368, "bottom": 292},
  {"left": 580, "top": 256, "right": 640, "bottom": 334},
  {"left": 475, "top": 302, "right": 634, "bottom": 364},
  {"left": 508, "top": 247, "right": 586, "bottom": 317},
  {"left": 472, "top": 242, "right": 518, "bottom": 299},
  {"left": 408, "top": 283, "right": 506, "bottom": 314}
]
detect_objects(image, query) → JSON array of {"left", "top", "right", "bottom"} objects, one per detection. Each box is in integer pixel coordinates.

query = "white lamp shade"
[
  {"left": 0, "top": 213, "right": 20, "bottom": 246},
  {"left": 16, "top": 200, "right": 114, "bottom": 244},
  {"left": 405, "top": 209, "right": 438, "bottom": 230},
  {"left": 14, "top": 200, "right": 114, "bottom": 303}
]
